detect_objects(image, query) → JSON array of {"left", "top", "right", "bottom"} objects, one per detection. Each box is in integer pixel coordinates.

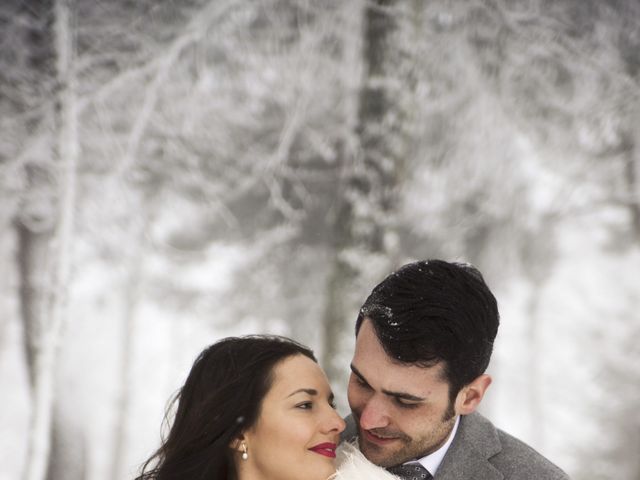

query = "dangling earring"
[{"left": 241, "top": 442, "right": 248, "bottom": 460}]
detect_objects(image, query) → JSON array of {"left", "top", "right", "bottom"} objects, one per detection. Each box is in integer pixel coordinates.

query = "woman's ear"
[
  {"left": 230, "top": 434, "right": 250, "bottom": 462},
  {"left": 229, "top": 434, "right": 246, "bottom": 452}
]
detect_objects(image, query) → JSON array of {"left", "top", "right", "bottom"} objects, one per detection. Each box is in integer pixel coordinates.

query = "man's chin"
[
  {"left": 359, "top": 433, "right": 404, "bottom": 468},
  {"left": 360, "top": 444, "right": 391, "bottom": 467}
]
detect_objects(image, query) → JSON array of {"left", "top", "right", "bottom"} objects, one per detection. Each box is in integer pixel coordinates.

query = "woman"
[{"left": 136, "top": 335, "right": 398, "bottom": 480}]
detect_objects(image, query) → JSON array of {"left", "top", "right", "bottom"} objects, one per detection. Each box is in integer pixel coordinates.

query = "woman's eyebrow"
[{"left": 287, "top": 388, "right": 318, "bottom": 398}]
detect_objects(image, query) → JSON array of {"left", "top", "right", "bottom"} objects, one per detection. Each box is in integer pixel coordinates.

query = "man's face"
[{"left": 347, "top": 319, "right": 457, "bottom": 467}]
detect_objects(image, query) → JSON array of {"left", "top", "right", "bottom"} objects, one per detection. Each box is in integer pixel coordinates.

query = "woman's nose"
[{"left": 323, "top": 408, "right": 346, "bottom": 434}]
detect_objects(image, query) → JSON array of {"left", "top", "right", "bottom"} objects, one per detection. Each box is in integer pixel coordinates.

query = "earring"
[{"left": 241, "top": 442, "right": 248, "bottom": 460}]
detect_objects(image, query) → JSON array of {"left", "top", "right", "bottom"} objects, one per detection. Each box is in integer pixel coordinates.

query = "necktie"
[{"left": 387, "top": 463, "right": 432, "bottom": 480}]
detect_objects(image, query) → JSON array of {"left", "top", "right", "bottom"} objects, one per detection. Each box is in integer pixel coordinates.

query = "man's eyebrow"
[
  {"left": 287, "top": 388, "right": 318, "bottom": 398},
  {"left": 383, "top": 389, "right": 425, "bottom": 402},
  {"left": 350, "top": 364, "right": 426, "bottom": 402},
  {"left": 350, "top": 364, "right": 369, "bottom": 384}
]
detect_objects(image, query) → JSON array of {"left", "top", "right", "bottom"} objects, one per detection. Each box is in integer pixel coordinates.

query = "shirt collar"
[{"left": 404, "top": 415, "right": 460, "bottom": 476}]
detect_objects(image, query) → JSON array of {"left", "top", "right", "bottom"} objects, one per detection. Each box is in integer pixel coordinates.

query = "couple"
[{"left": 136, "top": 260, "right": 569, "bottom": 480}]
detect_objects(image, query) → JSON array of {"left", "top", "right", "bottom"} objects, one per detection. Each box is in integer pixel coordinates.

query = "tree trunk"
[
  {"left": 525, "top": 282, "right": 543, "bottom": 450},
  {"left": 322, "top": 0, "right": 406, "bottom": 383},
  {"left": 46, "top": 407, "right": 87, "bottom": 480},
  {"left": 17, "top": 205, "right": 54, "bottom": 389},
  {"left": 15, "top": 1, "right": 56, "bottom": 478},
  {"left": 15, "top": 0, "right": 57, "bottom": 389},
  {"left": 623, "top": 140, "right": 640, "bottom": 242},
  {"left": 110, "top": 208, "right": 150, "bottom": 480},
  {"left": 22, "top": 0, "right": 79, "bottom": 478},
  {"left": 520, "top": 214, "right": 557, "bottom": 452}
]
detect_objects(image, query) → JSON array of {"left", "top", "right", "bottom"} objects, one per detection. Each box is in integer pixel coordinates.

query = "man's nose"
[{"left": 358, "top": 396, "right": 390, "bottom": 430}]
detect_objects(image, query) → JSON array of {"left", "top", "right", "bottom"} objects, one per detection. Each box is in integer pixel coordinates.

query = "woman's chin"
[{"left": 309, "top": 460, "right": 337, "bottom": 480}]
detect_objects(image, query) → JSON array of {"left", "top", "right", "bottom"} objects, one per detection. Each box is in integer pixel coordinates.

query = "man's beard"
[
  {"left": 358, "top": 427, "right": 416, "bottom": 468},
  {"left": 356, "top": 408, "right": 457, "bottom": 468}
]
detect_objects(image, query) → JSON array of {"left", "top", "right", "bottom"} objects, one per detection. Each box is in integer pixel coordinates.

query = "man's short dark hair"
[{"left": 355, "top": 259, "right": 499, "bottom": 402}]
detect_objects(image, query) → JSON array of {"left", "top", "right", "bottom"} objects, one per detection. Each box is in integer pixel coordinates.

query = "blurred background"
[{"left": 1, "top": 0, "right": 639, "bottom": 479}]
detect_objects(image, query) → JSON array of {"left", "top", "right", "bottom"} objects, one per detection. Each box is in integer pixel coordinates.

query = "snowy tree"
[
  {"left": 320, "top": 0, "right": 423, "bottom": 385},
  {"left": 1, "top": 1, "right": 637, "bottom": 479},
  {"left": 1, "top": 0, "right": 81, "bottom": 478}
]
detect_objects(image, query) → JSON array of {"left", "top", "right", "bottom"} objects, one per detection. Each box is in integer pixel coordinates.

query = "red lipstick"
[{"left": 309, "top": 442, "right": 337, "bottom": 458}]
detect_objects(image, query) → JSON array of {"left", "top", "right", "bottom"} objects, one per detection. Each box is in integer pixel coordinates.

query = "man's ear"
[{"left": 455, "top": 374, "right": 492, "bottom": 415}]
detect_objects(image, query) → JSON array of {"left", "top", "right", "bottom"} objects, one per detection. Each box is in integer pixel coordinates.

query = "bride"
[{"left": 135, "top": 335, "right": 397, "bottom": 480}]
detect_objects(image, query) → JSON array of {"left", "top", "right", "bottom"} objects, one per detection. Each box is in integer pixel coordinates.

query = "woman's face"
[{"left": 239, "top": 354, "right": 346, "bottom": 480}]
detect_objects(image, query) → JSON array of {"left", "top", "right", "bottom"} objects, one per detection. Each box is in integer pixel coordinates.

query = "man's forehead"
[
  {"left": 353, "top": 318, "right": 448, "bottom": 387},
  {"left": 352, "top": 354, "right": 446, "bottom": 380}
]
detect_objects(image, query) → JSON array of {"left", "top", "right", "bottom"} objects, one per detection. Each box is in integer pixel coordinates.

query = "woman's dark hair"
[
  {"left": 356, "top": 259, "right": 499, "bottom": 405},
  {"left": 135, "top": 335, "right": 316, "bottom": 480}
]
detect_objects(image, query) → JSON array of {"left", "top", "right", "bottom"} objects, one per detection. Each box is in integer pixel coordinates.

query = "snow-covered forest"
[{"left": 1, "top": 1, "right": 639, "bottom": 479}]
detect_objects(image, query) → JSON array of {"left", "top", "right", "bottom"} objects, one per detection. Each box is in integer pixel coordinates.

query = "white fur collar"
[{"left": 332, "top": 442, "right": 400, "bottom": 480}]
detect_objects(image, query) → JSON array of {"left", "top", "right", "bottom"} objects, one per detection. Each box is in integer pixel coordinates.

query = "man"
[{"left": 344, "top": 259, "right": 569, "bottom": 480}]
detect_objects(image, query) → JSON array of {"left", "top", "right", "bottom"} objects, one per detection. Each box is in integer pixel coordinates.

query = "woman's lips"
[{"left": 309, "top": 442, "right": 337, "bottom": 458}]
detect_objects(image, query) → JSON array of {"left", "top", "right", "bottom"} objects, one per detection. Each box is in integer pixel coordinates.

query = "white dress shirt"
[{"left": 403, "top": 415, "right": 460, "bottom": 476}]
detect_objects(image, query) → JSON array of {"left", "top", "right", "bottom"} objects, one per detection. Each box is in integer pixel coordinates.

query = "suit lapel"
[{"left": 434, "top": 413, "right": 503, "bottom": 480}]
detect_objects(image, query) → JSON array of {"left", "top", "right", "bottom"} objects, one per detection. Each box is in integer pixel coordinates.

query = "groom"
[{"left": 343, "top": 259, "right": 569, "bottom": 480}]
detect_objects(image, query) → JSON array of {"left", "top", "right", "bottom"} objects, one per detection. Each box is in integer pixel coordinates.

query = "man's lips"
[
  {"left": 363, "top": 429, "right": 400, "bottom": 445},
  {"left": 309, "top": 442, "right": 337, "bottom": 458}
]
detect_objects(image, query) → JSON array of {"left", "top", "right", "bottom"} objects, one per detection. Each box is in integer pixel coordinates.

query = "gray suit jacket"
[{"left": 342, "top": 412, "right": 569, "bottom": 480}]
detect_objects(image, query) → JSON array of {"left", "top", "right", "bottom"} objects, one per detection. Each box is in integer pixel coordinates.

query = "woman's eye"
[{"left": 296, "top": 402, "right": 313, "bottom": 410}]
